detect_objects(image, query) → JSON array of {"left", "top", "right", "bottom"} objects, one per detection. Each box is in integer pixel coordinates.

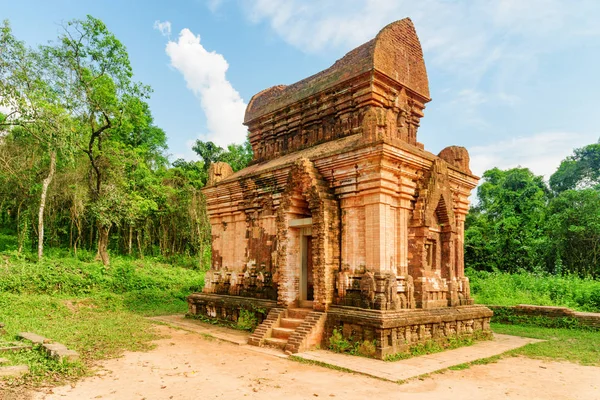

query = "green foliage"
[
  {"left": 545, "top": 189, "right": 600, "bottom": 277},
  {"left": 489, "top": 307, "right": 583, "bottom": 329},
  {"left": 466, "top": 152, "right": 600, "bottom": 278},
  {"left": 466, "top": 167, "right": 550, "bottom": 273},
  {"left": 0, "top": 250, "right": 204, "bottom": 302},
  {"left": 550, "top": 142, "right": 600, "bottom": 193},
  {"left": 0, "top": 248, "right": 206, "bottom": 386},
  {"left": 0, "top": 16, "right": 225, "bottom": 263},
  {"left": 236, "top": 309, "right": 259, "bottom": 331},
  {"left": 192, "top": 139, "right": 253, "bottom": 180},
  {"left": 328, "top": 328, "right": 354, "bottom": 353},
  {"left": 327, "top": 328, "right": 380, "bottom": 358},
  {"left": 468, "top": 268, "right": 600, "bottom": 312}
]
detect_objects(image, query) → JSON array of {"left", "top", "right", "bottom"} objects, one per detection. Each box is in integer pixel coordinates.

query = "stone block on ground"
[
  {"left": 18, "top": 332, "right": 52, "bottom": 345},
  {"left": 42, "top": 343, "right": 79, "bottom": 362},
  {"left": 0, "top": 365, "right": 29, "bottom": 377}
]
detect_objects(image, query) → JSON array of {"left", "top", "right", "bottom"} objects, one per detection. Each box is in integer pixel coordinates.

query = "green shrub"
[
  {"left": 329, "top": 328, "right": 353, "bottom": 353},
  {"left": 236, "top": 309, "right": 258, "bottom": 331}
]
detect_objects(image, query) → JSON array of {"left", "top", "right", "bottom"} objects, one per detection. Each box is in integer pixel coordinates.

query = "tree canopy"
[
  {"left": 466, "top": 144, "right": 600, "bottom": 278},
  {"left": 0, "top": 16, "right": 252, "bottom": 267}
]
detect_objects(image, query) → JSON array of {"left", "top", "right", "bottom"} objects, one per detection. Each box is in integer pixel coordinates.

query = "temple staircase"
[{"left": 248, "top": 306, "right": 327, "bottom": 354}]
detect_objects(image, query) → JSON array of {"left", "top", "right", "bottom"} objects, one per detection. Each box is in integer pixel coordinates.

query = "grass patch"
[
  {"left": 491, "top": 323, "right": 600, "bottom": 366},
  {"left": 0, "top": 249, "right": 205, "bottom": 388},
  {"left": 288, "top": 355, "right": 359, "bottom": 374},
  {"left": 447, "top": 355, "right": 502, "bottom": 371},
  {"left": 468, "top": 268, "right": 600, "bottom": 312}
]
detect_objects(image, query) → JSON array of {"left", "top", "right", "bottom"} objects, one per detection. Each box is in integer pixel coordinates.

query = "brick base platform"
[
  {"left": 187, "top": 293, "right": 277, "bottom": 325},
  {"left": 325, "top": 305, "right": 493, "bottom": 359}
]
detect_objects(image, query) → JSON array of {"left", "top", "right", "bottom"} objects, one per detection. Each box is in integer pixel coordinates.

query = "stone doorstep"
[
  {"left": 18, "top": 332, "right": 52, "bottom": 345},
  {"left": 0, "top": 365, "right": 29, "bottom": 378},
  {"left": 42, "top": 343, "right": 80, "bottom": 362}
]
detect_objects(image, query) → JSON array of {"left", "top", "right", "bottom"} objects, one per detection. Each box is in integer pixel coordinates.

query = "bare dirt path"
[{"left": 28, "top": 325, "right": 600, "bottom": 400}]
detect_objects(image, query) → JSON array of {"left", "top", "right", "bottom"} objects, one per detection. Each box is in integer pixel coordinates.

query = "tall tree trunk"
[
  {"left": 136, "top": 230, "right": 144, "bottom": 259},
  {"left": 96, "top": 223, "right": 111, "bottom": 266},
  {"left": 128, "top": 225, "right": 133, "bottom": 256},
  {"left": 37, "top": 150, "right": 57, "bottom": 261},
  {"left": 17, "top": 201, "right": 23, "bottom": 255}
]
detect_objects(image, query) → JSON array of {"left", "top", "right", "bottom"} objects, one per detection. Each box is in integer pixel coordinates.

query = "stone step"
[
  {"left": 271, "top": 327, "right": 294, "bottom": 340},
  {"left": 287, "top": 308, "right": 312, "bottom": 319},
  {"left": 0, "top": 357, "right": 9, "bottom": 365},
  {"left": 0, "top": 365, "right": 29, "bottom": 377},
  {"left": 42, "top": 343, "right": 79, "bottom": 362},
  {"left": 280, "top": 318, "right": 304, "bottom": 330},
  {"left": 298, "top": 300, "right": 314, "bottom": 309},
  {"left": 263, "top": 337, "right": 287, "bottom": 350},
  {"left": 18, "top": 332, "right": 52, "bottom": 345}
]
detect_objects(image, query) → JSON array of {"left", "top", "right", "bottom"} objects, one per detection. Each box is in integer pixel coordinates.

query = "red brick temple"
[{"left": 188, "top": 18, "right": 492, "bottom": 359}]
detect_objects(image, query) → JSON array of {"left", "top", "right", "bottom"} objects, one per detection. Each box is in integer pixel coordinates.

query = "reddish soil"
[{"left": 14, "top": 325, "right": 600, "bottom": 400}]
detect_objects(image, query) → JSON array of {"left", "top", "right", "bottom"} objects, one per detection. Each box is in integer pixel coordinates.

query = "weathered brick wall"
[
  {"left": 488, "top": 304, "right": 600, "bottom": 329},
  {"left": 244, "top": 19, "right": 430, "bottom": 164},
  {"left": 187, "top": 293, "right": 276, "bottom": 325},
  {"left": 325, "top": 305, "right": 492, "bottom": 359}
]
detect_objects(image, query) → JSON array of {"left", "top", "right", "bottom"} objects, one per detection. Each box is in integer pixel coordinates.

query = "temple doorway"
[{"left": 301, "top": 235, "right": 314, "bottom": 301}]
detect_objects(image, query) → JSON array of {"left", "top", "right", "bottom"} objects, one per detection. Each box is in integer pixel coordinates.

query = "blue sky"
[{"left": 3, "top": 0, "right": 600, "bottom": 178}]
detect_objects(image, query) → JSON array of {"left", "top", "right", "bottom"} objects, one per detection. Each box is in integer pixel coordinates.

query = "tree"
[
  {"left": 44, "top": 15, "right": 151, "bottom": 265},
  {"left": 192, "top": 139, "right": 253, "bottom": 184},
  {"left": 550, "top": 141, "right": 600, "bottom": 193},
  {"left": 465, "top": 167, "right": 550, "bottom": 273},
  {"left": 0, "top": 20, "right": 76, "bottom": 260},
  {"left": 546, "top": 189, "right": 600, "bottom": 277}
]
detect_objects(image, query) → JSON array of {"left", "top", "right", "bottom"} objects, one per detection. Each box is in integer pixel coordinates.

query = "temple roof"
[{"left": 244, "top": 18, "right": 430, "bottom": 124}]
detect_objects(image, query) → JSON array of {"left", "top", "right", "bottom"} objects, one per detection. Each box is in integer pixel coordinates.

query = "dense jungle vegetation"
[{"left": 0, "top": 16, "right": 251, "bottom": 266}]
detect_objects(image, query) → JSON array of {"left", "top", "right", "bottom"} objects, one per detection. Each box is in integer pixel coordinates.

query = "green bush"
[
  {"left": 236, "top": 309, "right": 258, "bottom": 331},
  {"left": 329, "top": 328, "right": 353, "bottom": 353},
  {"left": 467, "top": 268, "right": 600, "bottom": 312},
  {"left": 328, "top": 328, "right": 377, "bottom": 357}
]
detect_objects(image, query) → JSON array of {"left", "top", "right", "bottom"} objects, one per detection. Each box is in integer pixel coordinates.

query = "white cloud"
[
  {"left": 206, "top": 0, "right": 226, "bottom": 12},
  {"left": 469, "top": 132, "right": 599, "bottom": 179},
  {"left": 164, "top": 28, "right": 247, "bottom": 148},
  {"left": 153, "top": 20, "right": 172, "bottom": 37},
  {"left": 237, "top": 0, "right": 599, "bottom": 63}
]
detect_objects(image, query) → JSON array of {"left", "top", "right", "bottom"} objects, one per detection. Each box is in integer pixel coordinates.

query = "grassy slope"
[
  {"left": 0, "top": 241, "right": 205, "bottom": 386},
  {"left": 492, "top": 323, "right": 600, "bottom": 366}
]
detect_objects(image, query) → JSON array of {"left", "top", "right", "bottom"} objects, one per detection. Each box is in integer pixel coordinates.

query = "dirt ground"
[{"left": 11, "top": 325, "right": 600, "bottom": 400}]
